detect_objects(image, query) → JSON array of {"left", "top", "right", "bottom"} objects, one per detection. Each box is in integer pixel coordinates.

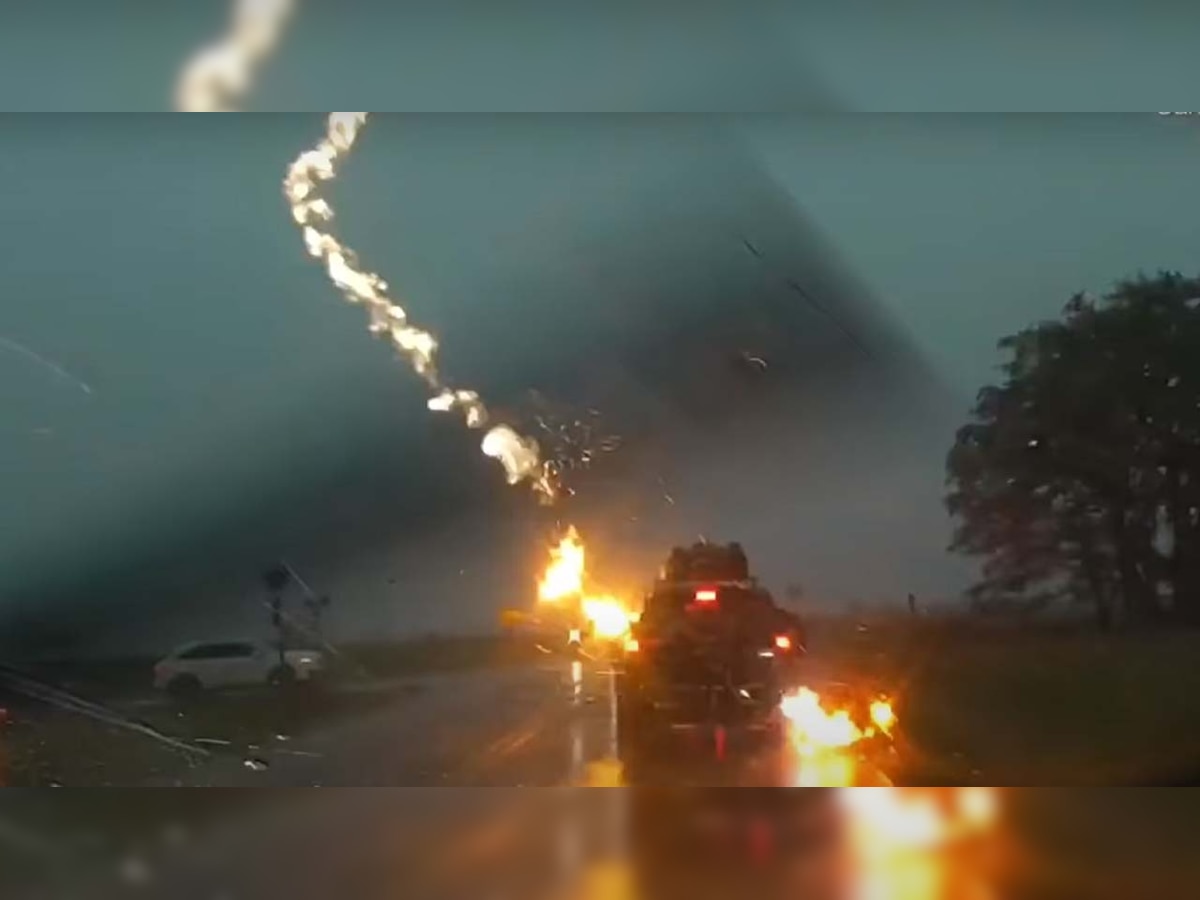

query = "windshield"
[{"left": 3, "top": 8, "right": 1200, "bottom": 900}]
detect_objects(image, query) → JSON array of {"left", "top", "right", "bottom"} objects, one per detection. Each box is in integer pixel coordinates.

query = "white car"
[{"left": 153, "top": 640, "right": 325, "bottom": 697}]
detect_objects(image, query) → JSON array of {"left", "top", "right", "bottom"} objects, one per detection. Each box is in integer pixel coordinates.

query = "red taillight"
[
  {"left": 774, "top": 634, "right": 792, "bottom": 651},
  {"left": 694, "top": 588, "right": 718, "bottom": 604}
]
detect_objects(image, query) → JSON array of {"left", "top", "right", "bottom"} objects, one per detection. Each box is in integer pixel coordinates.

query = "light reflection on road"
[
  {"left": 0, "top": 662, "right": 1009, "bottom": 900},
  {"left": 554, "top": 659, "right": 1000, "bottom": 900},
  {"left": 794, "top": 750, "right": 863, "bottom": 787}
]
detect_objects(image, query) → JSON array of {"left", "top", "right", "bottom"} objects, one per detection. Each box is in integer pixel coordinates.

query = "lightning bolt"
[
  {"left": 174, "top": 0, "right": 295, "bottom": 112},
  {"left": 177, "top": 6, "right": 558, "bottom": 499},
  {"left": 283, "top": 114, "right": 556, "bottom": 500}
]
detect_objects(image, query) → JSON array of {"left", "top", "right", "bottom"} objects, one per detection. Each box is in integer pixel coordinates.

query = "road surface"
[
  {"left": 11, "top": 774, "right": 1200, "bottom": 899},
  {"left": 5, "top": 786, "right": 864, "bottom": 900},
  {"left": 6, "top": 660, "right": 1200, "bottom": 898},
  {"left": 146, "top": 656, "right": 889, "bottom": 788},
  {"left": 4, "top": 658, "right": 880, "bottom": 899}
]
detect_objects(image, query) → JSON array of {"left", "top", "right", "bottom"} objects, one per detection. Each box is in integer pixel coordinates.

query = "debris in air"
[
  {"left": 0, "top": 664, "right": 207, "bottom": 759},
  {"left": 243, "top": 758, "right": 269, "bottom": 772},
  {"left": 741, "top": 352, "right": 769, "bottom": 371},
  {"left": 0, "top": 334, "right": 94, "bottom": 396},
  {"left": 527, "top": 394, "right": 622, "bottom": 490}
]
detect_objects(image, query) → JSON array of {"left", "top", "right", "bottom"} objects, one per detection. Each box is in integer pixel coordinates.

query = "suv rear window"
[{"left": 663, "top": 545, "right": 749, "bottom": 582}]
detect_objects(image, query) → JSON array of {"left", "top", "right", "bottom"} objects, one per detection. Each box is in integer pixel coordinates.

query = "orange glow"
[
  {"left": 536, "top": 526, "right": 636, "bottom": 641},
  {"left": 581, "top": 596, "right": 633, "bottom": 640},
  {"left": 870, "top": 699, "right": 897, "bottom": 735},
  {"left": 782, "top": 688, "right": 875, "bottom": 754},
  {"left": 781, "top": 687, "right": 896, "bottom": 754},
  {"left": 538, "top": 527, "right": 585, "bottom": 603},
  {"left": 781, "top": 687, "right": 898, "bottom": 788},
  {"left": 794, "top": 750, "right": 860, "bottom": 787},
  {"left": 956, "top": 786, "right": 999, "bottom": 828},
  {"left": 623, "top": 637, "right": 639, "bottom": 654},
  {"left": 774, "top": 634, "right": 792, "bottom": 651},
  {"left": 781, "top": 686, "right": 999, "bottom": 897},
  {"left": 838, "top": 788, "right": 1001, "bottom": 900}
]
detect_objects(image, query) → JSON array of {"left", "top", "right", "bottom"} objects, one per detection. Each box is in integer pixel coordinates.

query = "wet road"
[
  {"left": 5, "top": 787, "right": 860, "bottom": 900},
  {"left": 154, "top": 659, "right": 625, "bottom": 787},
  {"left": 10, "top": 785, "right": 1200, "bottom": 900},
  {"left": 161, "top": 657, "right": 887, "bottom": 788},
  {"left": 5, "top": 660, "right": 1200, "bottom": 899},
  {"left": 4, "top": 657, "right": 873, "bottom": 899}
]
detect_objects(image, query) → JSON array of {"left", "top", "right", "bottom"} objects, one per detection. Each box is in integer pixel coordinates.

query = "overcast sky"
[
  {"left": 2, "top": 3, "right": 1199, "bottom": 112},
  {"left": 2, "top": 7, "right": 1200, "bottom": 653}
]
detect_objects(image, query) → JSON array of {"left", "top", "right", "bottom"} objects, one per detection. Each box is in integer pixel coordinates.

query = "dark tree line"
[{"left": 946, "top": 271, "right": 1200, "bottom": 629}]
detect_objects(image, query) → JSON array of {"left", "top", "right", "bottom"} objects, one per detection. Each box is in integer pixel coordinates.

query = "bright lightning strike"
[
  {"left": 283, "top": 114, "right": 556, "bottom": 500},
  {"left": 174, "top": 0, "right": 296, "bottom": 112}
]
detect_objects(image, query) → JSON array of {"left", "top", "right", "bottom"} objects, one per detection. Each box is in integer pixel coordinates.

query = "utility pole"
[
  {"left": 264, "top": 564, "right": 289, "bottom": 667},
  {"left": 261, "top": 561, "right": 364, "bottom": 680},
  {"left": 278, "top": 560, "right": 329, "bottom": 647}
]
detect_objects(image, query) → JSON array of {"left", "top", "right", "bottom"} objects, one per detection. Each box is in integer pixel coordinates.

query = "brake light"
[
  {"left": 694, "top": 588, "right": 718, "bottom": 604},
  {"left": 774, "top": 634, "right": 792, "bottom": 651},
  {"left": 624, "top": 637, "right": 640, "bottom": 653}
]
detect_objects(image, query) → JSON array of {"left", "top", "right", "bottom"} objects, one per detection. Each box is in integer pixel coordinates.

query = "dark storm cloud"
[
  {"left": 740, "top": 114, "right": 1200, "bottom": 393},
  {"left": 3, "top": 112, "right": 1200, "bottom": 654},
  {"left": 0, "top": 113, "right": 925, "bottom": 653}
]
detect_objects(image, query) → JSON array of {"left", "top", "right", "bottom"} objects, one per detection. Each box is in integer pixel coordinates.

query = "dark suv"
[{"left": 617, "top": 543, "right": 804, "bottom": 754}]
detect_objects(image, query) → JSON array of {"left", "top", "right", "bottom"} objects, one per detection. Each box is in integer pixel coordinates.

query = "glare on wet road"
[
  {"left": 1, "top": 660, "right": 1009, "bottom": 900},
  {"left": 545, "top": 658, "right": 1001, "bottom": 900}
]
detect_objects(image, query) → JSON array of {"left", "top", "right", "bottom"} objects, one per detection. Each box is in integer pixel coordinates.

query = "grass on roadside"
[
  {"left": 0, "top": 684, "right": 408, "bottom": 786},
  {"left": 804, "top": 614, "right": 1200, "bottom": 784},
  {"left": 1000, "top": 790, "right": 1200, "bottom": 898}
]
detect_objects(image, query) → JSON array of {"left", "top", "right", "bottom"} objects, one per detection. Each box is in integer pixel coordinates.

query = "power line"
[{"left": 742, "top": 238, "right": 877, "bottom": 363}]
